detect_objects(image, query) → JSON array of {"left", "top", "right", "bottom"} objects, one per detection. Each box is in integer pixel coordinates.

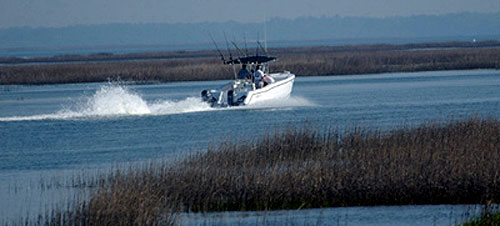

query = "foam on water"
[
  {"left": 0, "top": 84, "right": 312, "bottom": 122},
  {"left": 149, "top": 97, "right": 216, "bottom": 115},
  {"left": 242, "top": 96, "right": 316, "bottom": 109},
  {"left": 0, "top": 85, "right": 212, "bottom": 121},
  {"left": 83, "top": 85, "right": 152, "bottom": 115}
]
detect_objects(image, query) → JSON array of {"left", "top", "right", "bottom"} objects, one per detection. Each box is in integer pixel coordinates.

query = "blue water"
[
  {"left": 182, "top": 205, "right": 484, "bottom": 226},
  {"left": 2, "top": 35, "right": 499, "bottom": 58},
  {"left": 1, "top": 69, "right": 500, "bottom": 224}
]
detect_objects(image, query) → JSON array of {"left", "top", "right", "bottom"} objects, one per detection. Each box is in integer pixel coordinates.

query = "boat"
[{"left": 201, "top": 55, "right": 295, "bottom": 107}]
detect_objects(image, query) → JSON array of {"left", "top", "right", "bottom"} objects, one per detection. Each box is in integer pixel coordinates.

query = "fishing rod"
[
  {"left": 255, "top": 32, "right": 260, "bottom": 62},
  {"left": 209, "top": 32, "right": 226, "bottom": 64},
  {"left": 244, "top": 32, "right": 249, "bottom": 57},
  {"left": 224, "top": 32, "right": 238, "bottom": 80},
  {"left": 257, "top": 40, "right": 269, "bottom": 56},
  {"left": 223, "top": 32, "right": 234, "bottom": 64},
  {"left": 231, "top": 41, "right": 247, "bottom": 58}
]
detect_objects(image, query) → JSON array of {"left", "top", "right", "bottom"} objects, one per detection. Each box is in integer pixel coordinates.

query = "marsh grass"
[
  {"left": 464, "top": 212, "right": 500, "bottom": 225},
  {"left": 1, "top": 41, "right": 500, "bottom": 85},
  {"left": 157, "top": 118, "right": 500, "bottom": 212},
  {"left": 38, "top": 118, "right": 498, "bottom": 224},
  {"left": 463, "top": 203, "right": 500, "bottom": 226},
  {"left": 14, "top": 118, "right": 500, "bottom": 225}
]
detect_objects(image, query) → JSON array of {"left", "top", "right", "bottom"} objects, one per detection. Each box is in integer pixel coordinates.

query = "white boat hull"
[
  {"left": 201, "top": 71, "right": 295, "bottom": 107},
  {"left": 244, "top": 72, "right": 295, "bottom": 105}
]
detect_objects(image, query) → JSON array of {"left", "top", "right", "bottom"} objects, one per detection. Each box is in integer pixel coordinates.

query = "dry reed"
[
  {"left": 51, "top": 117, "right": 499, "bottom": 225},
  {"left": 12, "top": 117, "right": 500, "bottom": 225},
  {"left": 1, "top": 41, "right": 500, "bottom": 85}
]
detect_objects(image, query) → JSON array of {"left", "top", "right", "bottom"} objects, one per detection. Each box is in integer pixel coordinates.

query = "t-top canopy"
[{"left": 225, "top": 56, "right": 277, "bottom": 65}]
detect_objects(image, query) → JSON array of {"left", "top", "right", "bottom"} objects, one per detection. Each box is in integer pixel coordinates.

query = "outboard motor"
[
  {"left": 201, "top": 90, "right": 210, "bottom": 101},
  {"left": 201, "top": 90, "right": 216, "bottom": 106}
]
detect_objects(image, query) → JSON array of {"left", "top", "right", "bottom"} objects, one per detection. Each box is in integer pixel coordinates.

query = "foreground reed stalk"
[{"left": 35, "top": 118, "right": 500, "bottom": 225}]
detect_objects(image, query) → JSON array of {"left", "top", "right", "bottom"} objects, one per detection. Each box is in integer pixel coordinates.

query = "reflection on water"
[{"left": 182, "top": 205, "right": 483, "bottom": 226}]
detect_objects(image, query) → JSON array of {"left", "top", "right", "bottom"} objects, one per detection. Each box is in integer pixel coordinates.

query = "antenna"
[
  {"left": 257, "top": 40, "right": 269, "bottom": 73},
  {"left": 209, "top": 33, "right": 226, "bottom": 64},
  {"left": 264, "top": 12, "right": 268, "bottom": 53}
]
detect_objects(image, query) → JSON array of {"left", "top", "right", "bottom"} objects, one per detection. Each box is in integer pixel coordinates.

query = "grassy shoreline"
[
  {"left": 34, "top": 117, "right": 500, "bottom": 225},
  {"left": 1, "top": 40, "right": 499, "bottom": 85},
  {"left": 464, "top": 211, "right": 500, "bottom": 225}
]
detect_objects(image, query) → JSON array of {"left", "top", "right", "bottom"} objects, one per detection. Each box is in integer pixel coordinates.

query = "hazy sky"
[{"left": 1, "top": 0, "right": 500, "bottom": 28}]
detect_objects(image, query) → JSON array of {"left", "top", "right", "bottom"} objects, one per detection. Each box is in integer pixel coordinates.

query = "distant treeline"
[
  {"left": 1, "top": 40, "right": 500, "bottom": 85},
  {"left": 28, "top": 118, "right": 500, "bottom": 225}
]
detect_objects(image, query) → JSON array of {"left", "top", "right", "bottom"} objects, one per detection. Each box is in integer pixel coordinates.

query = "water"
[
  {"left": 2, "top": 34, "right": 499, "bottom": 58},
  {"left": 1, "top": 69, "right": 500, "bottom": 224},
  {"left": 181, "top": 205, "right": 484, "bottom": 226}
]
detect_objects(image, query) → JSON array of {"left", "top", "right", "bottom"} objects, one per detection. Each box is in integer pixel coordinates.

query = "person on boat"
[
  {"left": 262, "top": 74, "right": 275, "bottom": 87},
  {"left": 253, "top": 65, "right": 264, "bottom": 88},
  {"left": 238, "top": 64, "right": 251, "bottom": 79}
]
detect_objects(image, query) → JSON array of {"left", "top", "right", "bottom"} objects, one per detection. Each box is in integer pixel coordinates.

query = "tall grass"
[
  {"left": 462, "top": 201, "right": 500, "bottom": 226},
  {"left": 154, "top": 118, "right": 500, "bottom": 212},
  {"left": 1, "top": 40, "right": 499, "bottom": 65},
  {"left": 0, "top": 57, "right": 232, "bottom": 85},
  {"left": 32, "top": 118, "right": 496, "bottom": 225},
  {"left": 464, "top": 211, "right": 500, "bottom": 226},
  {"left": 13, "top": 118, "right": 500, "bottom": 225},
  {"left": 1, "top": 41, "right": 500, "bottom": 85},
  {"left": 272, "top": 47, "right": 500, "bottom": 76}
]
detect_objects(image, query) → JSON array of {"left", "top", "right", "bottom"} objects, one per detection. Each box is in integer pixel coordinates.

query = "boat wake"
[
  {"left": 0, "top": 85, "right": 314, "bottom": 122},
  {"left": 237, "top": 96, "right": 315, "bottom": 110}
]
